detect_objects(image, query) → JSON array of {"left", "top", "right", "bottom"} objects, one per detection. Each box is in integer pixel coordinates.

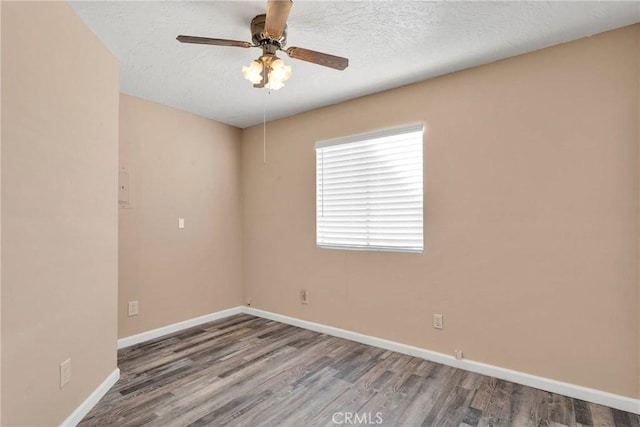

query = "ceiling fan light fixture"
[
  {"left": 243, "top": 55, "right": 291, "bottom": 90},
  {"left": 242, "top": 60, "right": 263, "bottom": 85}
]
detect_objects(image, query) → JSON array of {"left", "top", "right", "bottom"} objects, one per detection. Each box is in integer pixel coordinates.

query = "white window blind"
[{"left": 316, "top": 123, "right": 424, "bottom": 253}]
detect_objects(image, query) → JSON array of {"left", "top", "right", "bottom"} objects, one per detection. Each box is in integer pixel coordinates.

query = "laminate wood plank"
[
  {"left": 381, "top": 356, "right": 429, "bottom": 395},
  {"left": 356, "top": 353, "right": 405, "bottom": 391},
  {"left": 80, "top": 391, "right": 174, "bottom": 426},
  {"left": 118, "top": 411, "right": 159, "bottom": 427},
  {"left": 573, "top": 399, "right": 593, "bottom": 426},
  {"left": 168, "top": 327, "right": 250, "bottom": 354},
  {"left": 335, "top": 347, "right": 387, "bottom": 384},
  {"left": 366, "top": 369, "right": 395, "bottom": 391},
  {"left": 476, "top": 378, "right": 515, "bottom": 426},
  {"left": 393, "top": 371, "right": 451, "bottom": 426},
  {"left": 591, "top": 402, "right": 619, "bottom": 426},
  {"left": 508, "top": 383, "right": 547, "bottom": 426},
  {"left": 187, "top": 389, "right": 274, "bottom": 427},
  {"left": 461, "top": 406, "right": 483, "bottom": 426},
  {"left": 421, "top": 369, "right": 467, "bottom": 426},
  {"left": 148, "top": 368, "right": 227, "bottom": 419},
  {"left": 218, "top": 367, "right": 305, "bottom": 425},
  {"left": 538, "top": 422, "right": 570, "bottom": 427},
  {"left": 306, "top": 385, "right": 377, "bottom": 426},
  {"left": 370, "top": 373, "right": 426, "bottom": 426},
  {"left": 280, "top": 379, "right": 353, "bottom": 426},
  {"left": 471, "top": 376, "right": 500, "bottom": 411},
  {"left": 613, "top": 408, "right": 636, "bottom": 427},
  {"left": 172, "top": 328, "right": 257, "bottom": 362},
  {"left": 209, "top": 314, "right": 258, "bottom": 330},
  {"left": 79, "top": 315, "right": 640, "bottom": 427},
  {"left": 415, "top": 358, "right": 439, "bottom": 377},
  {"left": 432, "top": 386, "right": 475, "bottom": 427},
  {"left": 548, "top": 393, "right": 577, "bottom": 425},
  {"left": 253, "top": 366, "right": 350, "bottom": 426}
]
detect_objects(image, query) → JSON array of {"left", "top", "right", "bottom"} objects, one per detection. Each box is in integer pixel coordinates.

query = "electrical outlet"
[
  {"left": 454, "top": 350, "right": 463, "bottom": 360},
  {"left": 300, "top": 290, "right": 309, "bottom": 304},
  {"left": 60, "top": 358, "right": 71, "bottom": 388},
  {"left": 128, "top": 300, "right": 139, "bottom": 317},
  {"left": 247, "top": 299, "right": 252, "bottom": 306},
  {"left": 178, "top": 218, "right": 185, "bottom": 229},
  {"left": 433, "top": 313, "right": 443, "bottom": 329}
]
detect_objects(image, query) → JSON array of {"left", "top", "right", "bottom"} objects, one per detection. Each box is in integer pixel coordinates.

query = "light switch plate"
[{"left": 178, "top": 218, "right": 185, "bottom": 229}]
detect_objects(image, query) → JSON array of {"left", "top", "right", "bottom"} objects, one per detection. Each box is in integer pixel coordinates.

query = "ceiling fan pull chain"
[{"left": 263, "top": 89, "right": 268, "bottom": 165}]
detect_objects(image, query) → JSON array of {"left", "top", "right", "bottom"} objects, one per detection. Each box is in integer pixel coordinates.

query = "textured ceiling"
[{"left": 68, "top": 1, "right": 640, "bottom": 128}]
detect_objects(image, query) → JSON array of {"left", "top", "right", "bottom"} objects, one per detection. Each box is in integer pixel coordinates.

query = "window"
[{"left": 315, "top": 123, "right": 424, "bottom": 253}]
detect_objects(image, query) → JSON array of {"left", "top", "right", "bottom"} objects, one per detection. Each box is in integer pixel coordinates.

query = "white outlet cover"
[
  {"left": 178, "top": 218, "right": 185, "bottom": 229},
  {"left": 128, "top": 300, "right": 139, "bottom": 316},
  {"left": 433, "top": 314, "right": 443, "bottom": 329},
  {"left": 60, "top": 358, "right": 71, "bottom": 388}
]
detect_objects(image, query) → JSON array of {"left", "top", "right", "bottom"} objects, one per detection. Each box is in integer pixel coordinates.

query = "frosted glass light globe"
[{"left": 242, "top": 60, "right": 263, "bottom": 84}]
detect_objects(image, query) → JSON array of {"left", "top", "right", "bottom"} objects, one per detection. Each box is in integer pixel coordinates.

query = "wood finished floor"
[{"left": 80, "top": 314, "right": 640, "bottom": 427}]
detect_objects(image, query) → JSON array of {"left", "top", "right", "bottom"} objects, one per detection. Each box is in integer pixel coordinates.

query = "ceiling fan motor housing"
[{"left": 251, "top": 14, "right": 287, "bottom": 48}]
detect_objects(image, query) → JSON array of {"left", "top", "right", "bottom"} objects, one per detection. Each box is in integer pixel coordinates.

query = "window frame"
[{"left": 315, "top": 123, "right": 424, "bottom": 254}]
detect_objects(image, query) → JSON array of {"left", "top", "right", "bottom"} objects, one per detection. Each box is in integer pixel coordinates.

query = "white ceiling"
[{"left": 69, "top": 1, "right": 640, "bottom": 129}]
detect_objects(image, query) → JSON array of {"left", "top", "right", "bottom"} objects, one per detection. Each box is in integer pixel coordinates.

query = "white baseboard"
[
  {"left": 60, "top": 368, "right": 120, "bottom": 427},
  {"left": 112, "top": 305, "right": 639, "bottom": 414},
  {"left": 117, "top": 306, "right": 244, "bottom": 349},
  {"left": 243, "top": 307, "right": 640, "bottom": 415}
]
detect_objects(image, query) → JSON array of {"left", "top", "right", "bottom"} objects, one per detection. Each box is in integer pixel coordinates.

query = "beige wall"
[
  {"left": 242, "top": 25, "right": 640, "bottom": 399},
  {"left": 1, "top": 2, "right": 119, "bottom": 425},
  {"left": 118, "top": 94, "right": 243, "bottom": 338}
]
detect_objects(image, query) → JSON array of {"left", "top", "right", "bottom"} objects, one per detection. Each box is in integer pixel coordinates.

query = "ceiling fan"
[{"left": 177, "top": 0, "right": 349, "bottom": 90}]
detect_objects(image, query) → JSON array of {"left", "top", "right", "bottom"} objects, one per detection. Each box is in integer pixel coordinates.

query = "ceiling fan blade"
[
  {"left": 265, "top": 0, "right": 292, "bottom": 39},
  {"left": 176, "top": 35, "right": 252, "bottom": 48},
  {"left": 285, "top": 47, "right": 349, "bottom": 70}
]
